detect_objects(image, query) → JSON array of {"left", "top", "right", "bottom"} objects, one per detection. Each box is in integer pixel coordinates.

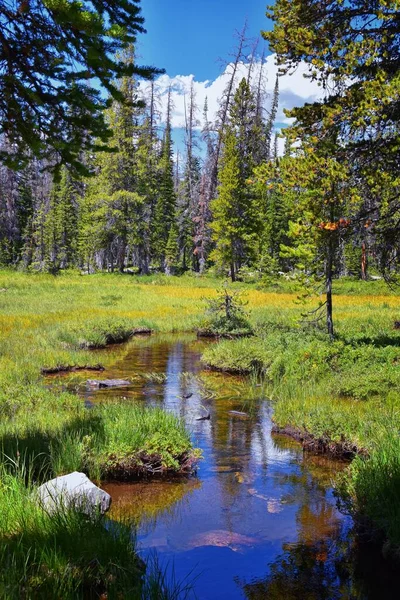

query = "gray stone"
[
  {"left": 87, "top": 379, "right": 132, "bottom": 388},
  {"left": 37, "top": 472, "right": 111, "bottom": 515}
]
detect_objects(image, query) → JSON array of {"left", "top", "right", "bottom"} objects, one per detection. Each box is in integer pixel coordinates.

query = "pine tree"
[
  {"left": 43, "top": 167, "right": 78, "bottom": 272},
  {"left": 211, "top": 78, "right": 262, "bottom": 281},
  {"left": 265, "top": 76, "right": 279, "bottom": 160},
  {"left": 153, "top": 90, "right": 177, "bottom": 271},
  {"left": 253, "top": 159, "right": 290, "bottom": 276},
  {"left": 263, "top": 0, "right": 400, "bottom": 282},
  {"left": 79, "top": 46, "right": 146, "bottom": 272},
  {"left": 177, "top": 82, "right": 200, "bottom": 271},
  {"left": 0, "top": 0, "right": 160, "bottom": 175},
  {"left": 164, "top": 219, "right": 180, "bottom": 275},
  {"left": 193, "top": 98, "right": 215, "bottom": 272}
]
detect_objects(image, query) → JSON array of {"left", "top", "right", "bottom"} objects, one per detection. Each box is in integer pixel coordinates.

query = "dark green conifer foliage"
[
  {"left": 0, "top": 0, "right": 160, "bottom": 175},
  {"left": 177, "top": 83, "right": 201, "bottom": 271},
  {"left": 165, "top": 219, "right": 180, "bottom": 275},
  {"left": 80, "top": 47, "right": 146, "bottom": 272},
  {"left": 44, "top": 166, "right": 78, "bottom": 272},
  {"left": 211, "top": 79, "right": 261, "bottom": 281},
  {"left": 153, "top": 91, "right": 177, "bottom": 270}
]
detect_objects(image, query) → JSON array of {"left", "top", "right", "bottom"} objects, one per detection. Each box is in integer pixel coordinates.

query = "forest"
[{"left": 0, "top": 0, "right": 400, "bottom": 598}]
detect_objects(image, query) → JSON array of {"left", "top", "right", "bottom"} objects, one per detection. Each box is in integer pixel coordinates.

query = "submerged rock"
[
  {"left": 87, "top": 378, "right": 132, "bottom": 389},
  {"left": 187, "top": 529, "right": 258, "bottom": 552},
  {"left": 228, "top": 410, "right": 249, "bottom": 418},
  {"left": 37, "top": 472, "right": 111, "bottom": 515}
]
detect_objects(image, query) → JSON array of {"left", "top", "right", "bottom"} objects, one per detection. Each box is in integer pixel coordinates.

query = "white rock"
[{"left": 37, "top": 471, "right": 111, "bottom": 515}]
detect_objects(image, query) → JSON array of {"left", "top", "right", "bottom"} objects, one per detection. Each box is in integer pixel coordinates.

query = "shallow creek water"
[{"left": 58, "top": 333, "right": 398, "bottom": 599}]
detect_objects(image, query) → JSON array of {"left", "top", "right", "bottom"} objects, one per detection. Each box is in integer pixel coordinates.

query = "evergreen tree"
[
  {"left": 0, "top": 0, "right": 160, "bottom": 175},
  {"left": 164, "top": 219, "right": 180, "bottom": 275},
  {"left": 153, "top": 90, "right": 177, "bottom": 271},
  {"left": 193, "top": 98, "right": 215, "bottom": 272},
  {"left": 211, "top": 78, "right": 262, "bottom": 281},
  {"left": 263, "top": 0, "right": 400, "bottom": 280},
  {"left": 265, "top": 76, "right": 279, "bottom": 160},
  {"left": 43, "top": 167, "right": 78, "bottom": 272},
  {"left": 80, "top": 47, "right": 145, "bottom": 272},
  {"left": 177, "top": 82, "right": 201, "bottom": 271},
  {"left": 257, "top": 143, "right": 361, "bottom": 338},
  {"left": 253, "top": 159, "right": 290, "bottom": 277}
]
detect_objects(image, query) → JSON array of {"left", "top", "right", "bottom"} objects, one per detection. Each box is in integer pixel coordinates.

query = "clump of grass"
[
  {"left": 141, "top": 372, "right": 168, "bottom": 383},
  {"left": 337, "top": 433, "right": 400, "bottom": 553},
  {"left": 202, "top": 338, "right": 270, "bottom": 374},
  {"left": 0, "top": 400, "right": 200, "bottom": 483},
  {"left": 58, "top": 317, "right": 146, "bottom": 349},
  {"left": 49, "top": 403, "right": 200, "bottom": 481}
]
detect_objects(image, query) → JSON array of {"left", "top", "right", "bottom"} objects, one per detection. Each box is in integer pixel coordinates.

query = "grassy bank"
[
  {"left": 1, "top": 403, "right": 199, "bottom": 481},
  {"left": 0, "top": 467, "right": 195, "bottom": 599},
  {"left": 0, "top": 468, "right": 143, "bottom": 598}
]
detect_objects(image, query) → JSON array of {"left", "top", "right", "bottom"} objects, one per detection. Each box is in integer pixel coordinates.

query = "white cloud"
[{"left": 139, "top": 53, "right": 324, "bottom": 132}]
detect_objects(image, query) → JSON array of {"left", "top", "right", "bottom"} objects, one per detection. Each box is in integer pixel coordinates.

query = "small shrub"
[{"left": 198, "top": 287, "right": 253, "bottom": 337}]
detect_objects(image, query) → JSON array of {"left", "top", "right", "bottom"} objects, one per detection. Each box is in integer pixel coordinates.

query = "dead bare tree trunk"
[
  {"left": 209, "top": 23, "right": 249, "bottom": 201},
  {"left": 361, "top": 241, "right": 368, "bottom": 280}
]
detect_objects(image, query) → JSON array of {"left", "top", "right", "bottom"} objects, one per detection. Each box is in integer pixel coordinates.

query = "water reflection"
[{"left": 50, "top": 334, "right": 400, "bottom": 599}]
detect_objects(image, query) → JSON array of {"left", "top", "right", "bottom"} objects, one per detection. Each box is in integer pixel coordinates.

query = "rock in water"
[
  {"left": 87, "top": 379, "right": 132, "bottom": 388},
  {"left": 37, "top": 472, "right": 111, "bottom": 515},
  {"left": 187, "top": 529, "right": 258, "bottom": 552},
  {"left": 228, "top": 410, "right": 248, "bottom": 418}
]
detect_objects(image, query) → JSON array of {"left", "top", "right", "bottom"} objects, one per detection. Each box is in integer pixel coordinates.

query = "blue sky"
[
  {"left": 137, "top": 0, "right": 272, "bottom": 80},
  {"left": 136, "top": 1, "right": 322, "bottom": 156}
]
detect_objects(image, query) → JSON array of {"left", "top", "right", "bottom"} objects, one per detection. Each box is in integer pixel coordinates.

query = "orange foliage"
[{"left": 318, "top": 218, "right": 350, "bottom": 231}]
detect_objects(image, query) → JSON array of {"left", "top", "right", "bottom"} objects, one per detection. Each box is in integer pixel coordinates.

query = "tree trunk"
[
  {"left": 361, "top": 241, "right": 368, "bottom": 280},
  {"left": 326, "top": 237, "right": 334, "bottom": 340},
  {"left": 230, "top": 262, "right": 236, "bottom": 282}
]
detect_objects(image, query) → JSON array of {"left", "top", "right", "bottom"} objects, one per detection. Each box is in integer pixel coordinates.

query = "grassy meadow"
[{"left": 1, "top": 268, "right": 400, "bottom": 590}]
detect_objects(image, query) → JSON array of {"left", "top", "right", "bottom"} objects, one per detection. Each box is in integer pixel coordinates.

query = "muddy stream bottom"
[{"left": 57, "top": 333, "right": 399, "bottom": 599}]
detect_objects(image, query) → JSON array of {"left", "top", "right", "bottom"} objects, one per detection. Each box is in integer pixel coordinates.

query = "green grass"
[
  {"left": 49, "top": 404, "right": 200, "bottom": 480},
  {"left": 0, "top": 403, "right": 199, "bottom": 482},
  {"left": 0, "top": 466, "right": 143, "bottom": 599},
  {"left": 337, "top": 433, "right": 400, "bottom": 558},
  {"left": 58, "top": 316, "right": 149, "bottom": 349}
]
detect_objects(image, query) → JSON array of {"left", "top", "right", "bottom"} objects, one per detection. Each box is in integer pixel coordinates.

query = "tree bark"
[
  {"left": 361, "top": 241, "right": 367, "bottom": 280},
  {"left": 326, "top": 236, "right": 334, "bottom": 340},
  {"left": 230, "top": 262, "right": 236, "bottom": 282}
]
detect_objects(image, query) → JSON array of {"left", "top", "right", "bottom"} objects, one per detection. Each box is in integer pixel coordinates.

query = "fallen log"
[{"left": 42, "top": 364, "right": 105, "bottom": 375}]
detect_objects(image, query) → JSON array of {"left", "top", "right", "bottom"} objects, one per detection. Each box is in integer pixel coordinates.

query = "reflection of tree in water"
[
  {"left": 237, "top": 534, "right": 354, "bottom": 600},
  {"left": 105, "top": 479, "right": 202, "bottom": 535},
  {"left": 238, "top": 441, "right": 400, "bottom": 600},
  {"left": 238, "top": 530, "right": 400, "bottom": 600}
]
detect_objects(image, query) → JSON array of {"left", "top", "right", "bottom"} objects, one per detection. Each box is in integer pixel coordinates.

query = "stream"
[{"left": 59, "top": 333, "right": 398, "bottom": 599}]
